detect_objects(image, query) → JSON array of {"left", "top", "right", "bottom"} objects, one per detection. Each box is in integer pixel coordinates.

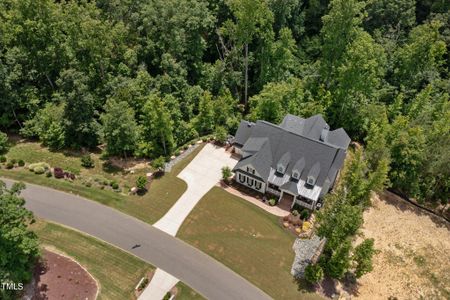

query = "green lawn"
[
  {"left": 1, "top": 141, "right": 205, "bottom": 224},
  {"left": 32, "top": 220, "right": 203, "bottom": 300},
  {"left": 178, "top": 187, "right": 322, "bottom": 300},
  {"left": 32, "top": 220, "right": 152, "bottom": 300}
]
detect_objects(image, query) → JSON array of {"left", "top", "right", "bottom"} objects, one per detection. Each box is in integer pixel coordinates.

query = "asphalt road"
[{"left": 2, "top": 178, "right": 271, "bottom": 300}]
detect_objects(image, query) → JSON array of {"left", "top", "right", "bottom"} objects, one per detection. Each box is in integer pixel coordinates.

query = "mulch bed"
[{"left": 25, "top": 249, "right": 98, "bottom": 300}]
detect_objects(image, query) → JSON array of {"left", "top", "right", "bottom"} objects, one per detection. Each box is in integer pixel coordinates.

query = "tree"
[
  {"left": 58, "top": 69, "right": 100, "bottom": 148},
  {"left": 393, "top": 21, "right": 446, "bottom": 91},
  {"left": 304, "top": 264, "right": 324, "bottom": 284},
  {"left": 215, "top": 126, "right": 228, "bottom": 144},
  {"left": 0, "top": 181, "right": 40, "bottom": 300},
  {"left": 222, "top": 166, "right": 232, "bottom": 183},
  {"left": 20, "top": 103, "right": 65, "bottom": 150},
  {"left": 221, "top": 0, "right": 274, "bottom": 106},
  {"left": 249, "top": 78, "right": 324, "bottom": 124},
  {"left": 365, "top": 0, "right": 416, "bottom": 33},
  {"left": 0, "top": 131, "right": 8, "bottom": 153},
  {"left": 353, "top": 238, "right": 375, "bottom": 278},
  {"left": 100, "top": 99, "right": 139, "bottom": 157},
  {"left": 141, "top": 94, "right": 175, "bottom": 157},
  {"left": 195, "top": 92, "right": 215, "bottom": 135},
  {"left": 321, "top": 240, "right": 352, "bottom": 279}
]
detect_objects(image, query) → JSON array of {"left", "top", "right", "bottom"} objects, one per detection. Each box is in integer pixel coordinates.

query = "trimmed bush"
[
  {"left": 34, "top": 166, "right": 46, "bottom": 174},
  {"left": 111, "top": 182, "right": 119, "bottom": 190},
  {"left": 29, "top": 162, "right": 50, "bottom": 173},
  {"left": 174, "top": 149, "right": 181, "bottom": 156},
  {"left": 221, "top": 166, "right": 232, "bottom": 182},
  {"left": 0, "top": 155, "right": 6, "bottom": 163},
  {"left": 136, "top": 176, "right": 147, "bottom": 191},
  {"left": 292, "top": 210, "right": 299, "bottom": 217},
  {"left": 304, "top": 264, "right": 324, "bottom": 284},
  {"left": 268, "top": 198, "right": 277, "bottom": 206},
  {"left": 300, "top": 209, "right": 310, "bottom": 220},
  {"left": 53, "top": 167, "right": 64, "bottom": 179},
  {"left": 45, "top": 171, "right": 52, "bottom": 178},
  {"left": 6, "top": 161, "right": 14, "bottom": 169},
  {"left": 18, "top": 159, "right": 25, "bottom": 167},
  {"left": 151, "top": 156, "right": 165, "bottom": 170},
  {"left": 81, "top": 154, "right": 94, "bottom": 168}
]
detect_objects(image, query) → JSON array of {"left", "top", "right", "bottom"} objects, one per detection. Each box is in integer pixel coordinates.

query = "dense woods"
[{"left": 0, "top": 0, "right": 448, "bottom": 203}]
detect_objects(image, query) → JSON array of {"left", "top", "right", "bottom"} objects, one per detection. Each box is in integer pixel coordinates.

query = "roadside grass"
[
  {"left": 178, "top": 187, "right": 322, "bottom": 300},
  {"left": 32, "top": 220, "right": 202, "bottom": 300},
  {"left": 31, "top": 219, "right": 152, "bottom": 300},
  {"left": 1, "top": 142, "right": 205, "bottom": 224},
  {"left": 176, "top": 282, "right": 205, "bottom": 300}
]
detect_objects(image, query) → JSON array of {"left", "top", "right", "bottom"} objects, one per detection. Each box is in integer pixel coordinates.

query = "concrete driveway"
[
  {"left": 154, "top": 143, "right": 237, "bottom": 235},
  {"left": 142, "top": 143, "right": 238, "bottom": 300},
  {"left": 1, "top": 178, "right": 270, "bottom": 300}
]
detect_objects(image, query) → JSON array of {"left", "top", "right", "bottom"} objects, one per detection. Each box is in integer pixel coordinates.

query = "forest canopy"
[{"left": 0, "top": 0, "right": 448, "bottom": 203}]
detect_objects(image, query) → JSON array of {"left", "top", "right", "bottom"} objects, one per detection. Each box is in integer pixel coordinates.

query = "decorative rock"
[
  {"left": 188, "top": 144, "right": 192, "bottom": 148},
  {"left": 283, "top": 222, "right": 290, "bottom": 228},
  {"left": 130, "top": 170, "right": 135, "bottom": 174},
  {"left": 197, "top": 140, "right": 202, "bottom": 144},
  {"left": 170, "top": 155, "right": 176, "bottom": 160},
  {"left": 130, "top": 187, "right": 138, "bottom": 194},
  {"left": 146, "top": 172, "right": 153, "bottom": 178},
  {"left": 180, "top": 150, "right": 184, "bottom": 154}
]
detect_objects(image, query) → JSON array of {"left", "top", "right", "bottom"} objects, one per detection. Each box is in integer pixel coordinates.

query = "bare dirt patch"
[
  {"left": 25, "top": 249, "right": 98, "bottom": 300},
  {"left": 355, "top": 191, "right": 450, "bottom": 299}
]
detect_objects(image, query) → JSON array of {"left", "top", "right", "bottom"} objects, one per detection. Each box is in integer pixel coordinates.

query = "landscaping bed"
[
  {"left": 0, "top": 141, "right": 205, "bottom": 224},
  {"left": 24, "top": 249, "right": 98, "bottom": 300}
]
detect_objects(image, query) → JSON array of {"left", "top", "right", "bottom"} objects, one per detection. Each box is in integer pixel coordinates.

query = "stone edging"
[{"left": 164, "top": 143, "right": 201, "bottom": 172}]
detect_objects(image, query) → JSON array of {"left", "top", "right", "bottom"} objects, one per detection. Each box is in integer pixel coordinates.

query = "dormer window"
[
  {"left": 307, "top": 176, "right": 316, "bottom": 186},
  {"left": 246, "top": 166, "right": 255, "bottom": 174},
  {"left": 292, "top": 171, "right": 299, "bottom": 179},
  {"left": 277, "top": 164, "right": 285, "bottom": 174}
]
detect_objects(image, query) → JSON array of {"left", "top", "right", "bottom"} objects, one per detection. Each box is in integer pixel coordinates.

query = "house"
[{"left": 232, "top": 114, "right": 350, "bottom": 210}]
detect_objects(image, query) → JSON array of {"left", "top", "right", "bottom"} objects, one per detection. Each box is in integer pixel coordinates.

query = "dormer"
[
  {"left": 291, "top": 158, "right": 305, "bottom": 180},
  {"left": 276, "top": 152, "right": 291, "bottom": 175},
  {"left": 306, "top": 162, "right": 320, "bottom": 187},
  {"left": 320, "top": 125, "right": 330, "bottom": 142}
]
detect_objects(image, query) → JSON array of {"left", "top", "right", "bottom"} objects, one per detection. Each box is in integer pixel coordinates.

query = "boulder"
[{"left": 130, "top": 187, "right": 138, "bottom": 194}]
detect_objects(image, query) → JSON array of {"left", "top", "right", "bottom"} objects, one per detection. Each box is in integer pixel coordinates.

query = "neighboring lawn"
[
  {"left": 32, "top": 220, "right": 202, "bottom": 300},
  {"left": 1, "top": 141, "right": 205, "bottom": 224},
  {"left": 31, "top": 219, "right": 151, "bottom": 300},
  {"left": 178, "top": 187, "right": 322, "bottom": 300}
]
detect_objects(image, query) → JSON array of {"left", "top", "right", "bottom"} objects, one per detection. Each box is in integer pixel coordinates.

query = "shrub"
[
  {"left": 0, "top": 131, "right": 9, "bottom": 153},
  {"left": 191, "top": 141, "right": 196, "bottom": 146},
  {"left": 0, "top": 155, "right": 6, "bottom": 163},
  {"left": 300, "top": 209, "right": 310, "bottom": 220},
  {"left": 221, "top": 166, "right": 232, "bottom": 182},
  {"left": 214, "top": 126, "right": 228, "bottom": 144},
  {"left": 18, "top": 159, "right": 25, "bottom": 167},
  {"left": 111, "top": 182, "right": 119, "bottom": 190},
  {"left": 138, "top": 278, "right": 149, "bottom": 291},
  {"left": 174, "top": 149, "right": 181, "bottom": 156},
  {"left": 163, "top": 292, "right": 171, "bottom": 300},
  {"left": 6, "top": 161, "right": 14, "bottom": 169},
  {"left": 268, "top": 198, "right": 277, "bottom": 206},
  {"left": 151, "top": 156, "right": 166, "bottom": 170},
  {"left": 34, "top": 166, "right": 46, "bottom": 174},
  {"left": 10, "top": 159, "right": 17, "bottom": 165},
  {"left": 29, "top": 162, "right": 50, "bottom": 172},
  {"left": 81, "top": 154, "right": 94, "bottom": 168},
  {"left": 136, "top": 176, "right": 147, "bottom": 191},
  {"left": 202, "top": 137, "right": 208, "bottom": 142},
  {"left": 46, "top": 171, "right": 52, "bottom": 178},
  {"left": 304, "top": 264, "right": 324, "bottom": 284},
  {"left": 84, "top": 181, "right": 92, "bottom": 187},
  {"left": 54, "top": 167, "right": 64, "bottom": 179},
  {"left": 292, "top": 210, "right": 299, "bottom": 217}
]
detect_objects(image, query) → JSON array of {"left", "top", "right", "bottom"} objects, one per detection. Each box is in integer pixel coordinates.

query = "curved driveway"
[{"left": 2, "top": 178, "right": 271, "bottom": 300}]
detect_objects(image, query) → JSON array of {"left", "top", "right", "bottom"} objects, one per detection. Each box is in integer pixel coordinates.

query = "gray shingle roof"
[{"left": 233, "top": 114, "right": 350, "bottom": 198}]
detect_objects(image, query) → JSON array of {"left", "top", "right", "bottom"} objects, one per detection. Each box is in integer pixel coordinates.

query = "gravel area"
[{"left": 291, "top": 235, "right": 326, "bottom": 278}]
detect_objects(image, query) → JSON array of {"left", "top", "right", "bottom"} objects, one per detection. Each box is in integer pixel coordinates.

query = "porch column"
[{"left": 278, "top": 191, "right": 284, "bottom": 203}]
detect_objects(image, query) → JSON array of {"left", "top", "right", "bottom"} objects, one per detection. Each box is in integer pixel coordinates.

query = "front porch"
[{"left": 276, "top": 190, "right": 316, "bottom": 211}]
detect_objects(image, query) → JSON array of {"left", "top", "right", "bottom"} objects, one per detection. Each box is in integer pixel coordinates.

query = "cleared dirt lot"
[{"left": 356, "top": 191, "right": 450, "bottom": 299}]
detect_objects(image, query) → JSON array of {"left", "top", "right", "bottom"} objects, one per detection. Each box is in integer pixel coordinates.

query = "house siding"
[{"left": 235, "top": 170, "right": 266, "bottom": 193}]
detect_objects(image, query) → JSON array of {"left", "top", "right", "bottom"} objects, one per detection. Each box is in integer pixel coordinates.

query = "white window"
[
  {"left": 247, "top": 177, "right": 254, "bottom": 186},
  {"left": 292, "top": 171, "right": 299, "bottom": 179},
  {"left": 277, "top": 164, "right": 284, "bottom": 174},
  {"left": 307, "top": 176, "right": 315, "bottom": 186}
]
